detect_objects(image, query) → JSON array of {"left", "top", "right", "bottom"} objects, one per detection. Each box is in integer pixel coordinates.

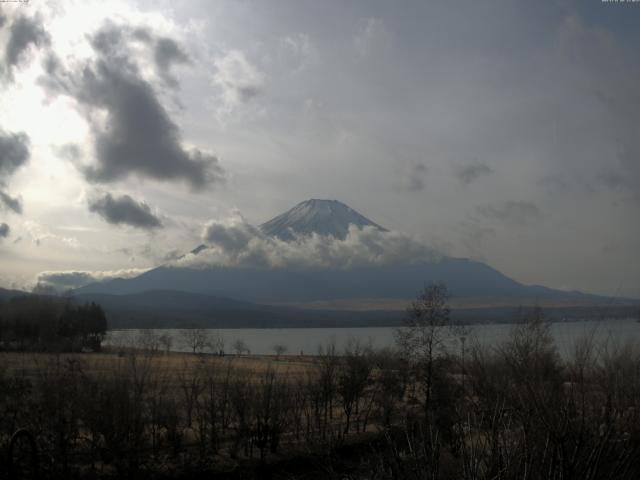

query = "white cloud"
[
  {"left": 34, "top": 267, "right": 150, "bottom": 291},
  {"left": 22, "top": 219, "right": 82, "bottom": 248},
  {"left": 211, "top": 49, "right": 264, "bottom": 118},
  {"left": 174, "top": 211, "right": 439, "bottom": 271}
]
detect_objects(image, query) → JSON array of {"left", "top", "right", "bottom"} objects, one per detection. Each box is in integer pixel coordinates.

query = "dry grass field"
[{"left": 0, "top": 350, "right": 316, "bottom": 380}]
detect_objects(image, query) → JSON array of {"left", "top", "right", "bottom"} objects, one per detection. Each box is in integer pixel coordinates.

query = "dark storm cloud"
[
  {"left": 0, "top": 191, "right": 22, "bottom": 214},
  {"left": 477, "top": 201, "right": 541, "bottom": 226},
  {"left": 42, "top": 23, "right": 224, "bottom": 189},
  {"left": 4, "top": 14, "right": 50, "bottom": 72},
  {"left": 93, "top": 23, "right": 190, "bottom": 88},
  {"left": 203, "top": 216, "right": 260, "bottom": 254},
  {"left": 0, "top": 130, "right": 30, "bottom": 179},
  {"left": 454, "top": 162, "right": 493, "bottom": 184},
  {"left": 154, "top": 37, "right": 190, "bottom": 87},
  {"left": 89, "top": 22, "right": 127, "bottom": 55},
  {"left": 0, "top": 223, "right": 9, "bottom": 238},
  {"left": 80, "top": 66, "right": 221, "bottom": 187},
  {"left": 88, "top": 192, "right": 163, "bottom": 229},
  {"left": 0, "top": 130, "right": 29, "bottom": 214}
]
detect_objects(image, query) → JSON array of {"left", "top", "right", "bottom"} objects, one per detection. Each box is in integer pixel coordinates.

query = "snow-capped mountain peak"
[{"left": 259, "top": 199, "right": 387, "bottom": 241}]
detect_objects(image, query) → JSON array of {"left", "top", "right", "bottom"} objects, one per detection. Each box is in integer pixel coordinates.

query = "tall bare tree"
[{"left": 395, "top": 282, "right": 452, "bottom": 418}]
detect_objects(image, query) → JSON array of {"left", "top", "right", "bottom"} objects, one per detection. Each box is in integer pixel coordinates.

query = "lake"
[{"left": 105, "top": 318, "right": 640, "bottom": 358}]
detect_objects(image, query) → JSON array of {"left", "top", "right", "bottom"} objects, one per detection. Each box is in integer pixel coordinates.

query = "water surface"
[{"left": 105, "top": 318, "right": 640, "bottom": 358}]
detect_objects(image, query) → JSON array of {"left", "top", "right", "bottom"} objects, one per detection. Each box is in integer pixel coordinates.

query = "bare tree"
[
  {"left": 251, "top": 368, "right": 291, "bottom": 458},
  {"left": 181, "top": 327, "right": 209, "bottom": 354},
  {"left": 232, "top": 338, "right": 249, "bottom": 356},
  {"left": 210, "top": 330, "right": 225, "bottom": 355},
  {"left": 371, "top": 349, "right": 408, "bottom": 427},
  {"left": 136, "top": 329, "right": 160, "bottom": 354},
  {"left": 395, "top": 282, "right": 452, "bottom": 418},
  {"left": 316, "top": 341, "right": 339, "bottom": 440},
  {"left": 338, "top": 339, "right": 372, "bottom": 434},
  {"left": 158, "top": 332, "right": 173, "bottom": 353},
  {"left": 272, "top": 344, "right": 287, "bottom": 360}
]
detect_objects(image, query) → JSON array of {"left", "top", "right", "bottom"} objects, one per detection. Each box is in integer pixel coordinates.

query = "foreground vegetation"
[{"left": 1, "top": 288, "right": 639, "bottom": 479}]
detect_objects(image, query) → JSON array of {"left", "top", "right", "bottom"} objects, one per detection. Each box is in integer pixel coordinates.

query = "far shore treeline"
[
  {"left": 0, "top": 295, "right": 107, "bottom": 352},
  {"left": 0, "top": 287, "right": 638, "bottom": 336}
]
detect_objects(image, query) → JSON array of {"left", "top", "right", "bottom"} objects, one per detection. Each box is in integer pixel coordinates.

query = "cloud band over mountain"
[
  {"left": 174, "top": 211, "right": 439, "bottom": 271},
  {"left": 34, "top": 267, "right": 150, "bottom": 292}
]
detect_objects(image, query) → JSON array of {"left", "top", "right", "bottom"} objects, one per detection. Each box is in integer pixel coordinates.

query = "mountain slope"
[
  {"left": 0, "top": 287, "right": 29, "bottom": 301},
  {"left": 73, "top": 198, "right": 630, "bottom": 309},
  {"left": 73, "top": 257, "right": 612, "bottom": 306},
  {"left": 259, "top": 199, "right": 387, "bottom": 240},
  {"left": 73, "top": 290, "right": 399, "bottom": 328}
]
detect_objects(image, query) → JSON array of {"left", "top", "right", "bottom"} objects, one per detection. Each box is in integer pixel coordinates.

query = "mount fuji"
[
  {"left": 259, "top": 199, "right": 387, "bottom": 240},
  {"left": 74, "top": 199, "right": 616, "bottom": 312}
]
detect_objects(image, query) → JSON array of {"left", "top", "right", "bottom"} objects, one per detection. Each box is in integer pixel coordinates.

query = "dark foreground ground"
[{"left": 2, "top": 319, "right": 640, "bottom": 479}]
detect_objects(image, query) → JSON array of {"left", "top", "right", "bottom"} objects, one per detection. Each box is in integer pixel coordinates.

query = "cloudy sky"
[{"left": 0, "top": 0, "right": 638, "bottom": 297}]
